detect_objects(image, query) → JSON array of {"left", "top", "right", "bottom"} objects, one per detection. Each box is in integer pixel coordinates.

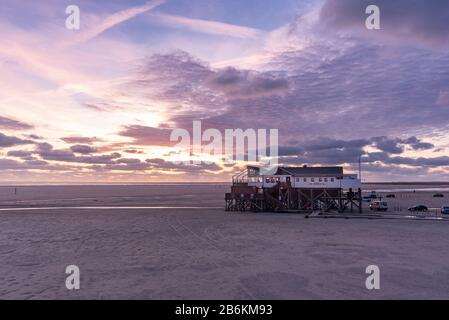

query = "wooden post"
[{"left": 358, "top": 188, "right": 362, "bottom": 213}]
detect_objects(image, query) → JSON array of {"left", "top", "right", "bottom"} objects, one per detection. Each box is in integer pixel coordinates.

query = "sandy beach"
[{"left": 0, "top": 184, "right": 448, "bottom": 300}]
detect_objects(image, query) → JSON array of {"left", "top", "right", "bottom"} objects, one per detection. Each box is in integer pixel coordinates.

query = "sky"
[{"left": 0, "top": 0, "right": 449, "bottom": 183}]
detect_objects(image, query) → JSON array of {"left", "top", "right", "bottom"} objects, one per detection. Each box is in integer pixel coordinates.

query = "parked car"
[
  {"left": 386, "top": 194, "right": 396, "bottom": 198},
  {"left": 408, "top": 205, "right": 428, "bottom": 212},
  {"left": 362, "top": 195, "right": 376, "bottom": 202},
  {"left": 441, "top": 206, "right": 449, "bottom": 215},
  {"left": 369, "top": 201, "right": 388, "bottom": 212},
  {"left": 433, "top": 193, "right": 444, "bottom": 198}
]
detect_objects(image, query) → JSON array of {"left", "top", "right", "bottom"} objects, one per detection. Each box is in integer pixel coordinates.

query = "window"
[
  {"left": 275, "top": 177, "right": 280, "bottom": 183},
  {"left": 324, "top": 178, "right": 328, "bottom": 182},
  {"left": 304, "top": 178, "right": 307, "bottom": 182},
  {"left": 296, "top": 177, "right": 300, "bottom": 182},
  {"left": 311, "top": 178, "right": 315, "bottom": 182},
  {"left": 270, "top": 177, "right": 275, "bottom": 183},
  {"left": 331, "top": 178, "right": 334, "bottom": 182},
  {"left": 265, "top": 177, "right": 270, "bottom": 183},
  {"left": 319, "top": 178, "right": 322, "bottom": 182}
]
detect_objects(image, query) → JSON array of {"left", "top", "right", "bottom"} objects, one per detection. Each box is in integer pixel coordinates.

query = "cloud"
[
  {"left": 26, "top": 134, "right": 44, "bottom": 140},
  {"left": 320, "top": 0, "right": 449, "bottom": 47},
  {"left": 371, "top": 137, "right": 404, "bottom": 154},
  {"left": 402, "top": 136, "right": 434, "bottom": 151},
  {"left": 146, "top": 158, "right": 221, "bottom": 173},
  {"left": 0, "top": 132, "right": 33, "bottom": 147},
  {"left": 278, "top": 136, "right": 437, "bottom": 167},
  {"left": 119, "top": 125, "right": 175, "bottom": 147},
  {"left": 124, "top": 149, "right": 144, "bottom": 154},
  {"left": 0, "top": 116, "right": 34, "bottom": 130},
  {"left": 301, "top": 137, "right": 370, "bottom": 152},
  {"left": 128, "top": 51, "right": 290, "bottom": 110},
  {"left": 61, "top": 136, "right": 103, "bottom": 144},
  {"left": 0, "top": 158, "right": 73, "bottom": 171},
  {"left": 386, "top": 155, "right": 449, "bottom": 167},
  {"left": 127, "top": 43, "right": 449, "bottom": 145},
  {"left": 7, "top": 150, "right": 33, "bottom": 158},
  {"left": 34, "top": 143, "right": 121, "bottom": 164},
  {"left": 70, "top": 144, "right": 98, "bottom": 154},
  {"left": 148, "top": 12, "right": 264, "bottom": 39},
  {"left": 207, "top": 67, "right": 290, "bottom": 98}
]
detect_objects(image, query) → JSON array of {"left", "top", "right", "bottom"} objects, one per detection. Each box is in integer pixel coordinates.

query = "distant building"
[
  {"left": 226, "top": 165, "right": 362, "bottom": 213},
  {"left": 240, "top": 165, "right": 361, "bottom": 190}
]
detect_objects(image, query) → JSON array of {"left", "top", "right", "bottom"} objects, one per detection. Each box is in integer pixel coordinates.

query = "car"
[
  {"left": 362, "top": 195, "right": 376, "bottom": 202},
  {"left": 369, "top": 201, "right": 388, "bottom": 212},
  {"left": 433, "top": 193, "right": 444, "bottom": 198},
  {"left": 408, "top": 205, "right": 428, "bottom": 212},
  {"left": 386, "top": 194, "right": 395, "bottom": 198},
  {"left": 441, "top": 206, "right": 449, "bottom": 215}
]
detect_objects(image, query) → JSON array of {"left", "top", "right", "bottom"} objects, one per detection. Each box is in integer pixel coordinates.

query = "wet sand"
[{"left": 0, "top": 184, "right": 448, "bottom": 299}]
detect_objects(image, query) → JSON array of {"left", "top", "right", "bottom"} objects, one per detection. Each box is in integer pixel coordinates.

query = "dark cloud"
[
  {"left": 0, "top": 132, "right": 33, "bottom": 147},
  {"left": 124, "top": 149, "right": 144, "bottom": 154},
  {"left": 361, "top": 152, "right": 390, "bottom": 163},
  {"left": 70, "top": 144, "right": 98, "bottom": 154},
  {"left": 7, "top": 150, "right": 33, "bottom": 158},
  {"left": 61, "top": 136, "right": 103, "bottom": 144},
  {"left": 24, "top": 160, "right": 48, "bottom": 166},
  {"left": 119, "top": 125, "right": 175, "bottom": 147},
  {"left": 371, "top": 137, "right": 404, "bottom": 154},
  {"left": 87, "top": 157, "right": 222, "bottom": 173},
  {"left": 278, "top": 136, "right": 437, "bottom": 166},
  {"left": 146, "top": 158, "right": 221, "bottom": 173},
  {"left": 35, "top": 143, "right": 122, "bottom": 164},
  {"left": 36, "top": 142, "right": 53, "bottom": 152},
  {"left": 402, "top": 136, "right": 434, "bottom": 151},
  {"left": 26, "top": 134, "right": 44, "bottom": 140},
  {"left": 0, "top": 158, "right": 73, "bottom": 171},
  {"left": 0, "top": 116, "right": 34, "bottom": 130},
  {"left": 302, "top": 137, "right": 370, "bottom": 151},
  {"left": 91, "top": 160, "right": 150, "bottom": 172},
  {"left": 358, "top": 162, "right": 429, "bottom": 178},
  {"left": 207, "top": 67, "right": 290, "bottom": 98},
  {"left": 386, "top": 155, "right": 449, "bottom": 167},
  {"left": 370, "top": 136, "right": 435, "bottom": 154},
  {"left": 320, "top": 0, "right": 449, "bottom": 47}
]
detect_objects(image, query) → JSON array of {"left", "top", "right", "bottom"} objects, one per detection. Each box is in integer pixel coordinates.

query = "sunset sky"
[{"left": 1, "top": 0, "right": 449, "bottom": 183}]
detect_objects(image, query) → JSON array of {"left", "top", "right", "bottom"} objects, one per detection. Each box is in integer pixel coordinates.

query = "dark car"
[
  {"left": 386, "top": 194, "right": 395, "bottom": 198},
  {"left": 433, "top": 193, "right": 444, "bottom": 198},
  {"left": 408, "top": 205, "right": 428, "bottom": 212}
]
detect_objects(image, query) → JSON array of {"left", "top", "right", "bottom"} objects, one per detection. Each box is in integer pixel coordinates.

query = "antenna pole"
[{"left": 358, "top": 155, "right": 362, "bottom": 182}]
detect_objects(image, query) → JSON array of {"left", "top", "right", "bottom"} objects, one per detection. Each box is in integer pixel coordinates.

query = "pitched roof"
[{"left": 275, "top": 166, "right": 343, "bottom": 176}]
